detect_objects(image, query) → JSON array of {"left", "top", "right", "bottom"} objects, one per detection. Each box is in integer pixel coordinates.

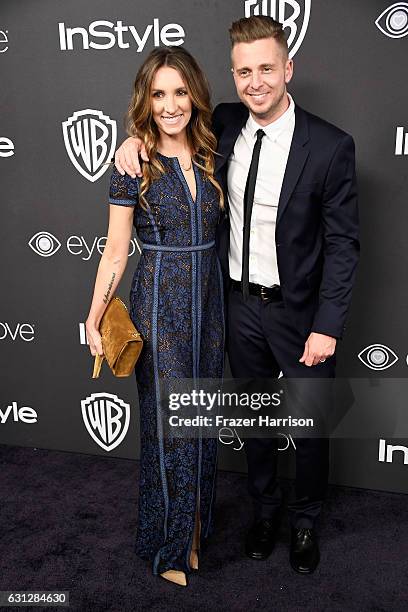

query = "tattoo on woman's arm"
[{"left": 103, "top": 272, "right": 116, "bottom": 304}]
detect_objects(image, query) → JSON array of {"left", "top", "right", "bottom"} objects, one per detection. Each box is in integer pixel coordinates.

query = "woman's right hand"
[
  {"left": 114, "top": 136, "right": 149, "bottom": 178},
  {"left": 86, "top": 320, "right": 104, "bottom": 357}
]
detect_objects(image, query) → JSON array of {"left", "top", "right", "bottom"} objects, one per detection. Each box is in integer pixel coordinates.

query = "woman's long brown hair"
[{"left": 126, "top": 46, "right": 224, "bottom": 209}]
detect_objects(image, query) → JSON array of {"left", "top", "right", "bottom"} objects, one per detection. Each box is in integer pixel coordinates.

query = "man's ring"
[{"left": 319, "top": 358, "right": 326, "bottom": 363}]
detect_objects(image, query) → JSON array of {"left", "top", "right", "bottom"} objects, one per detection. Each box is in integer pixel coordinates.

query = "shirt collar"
[{"left": 247, "top": 93, "right": 295, "bottom": 140}]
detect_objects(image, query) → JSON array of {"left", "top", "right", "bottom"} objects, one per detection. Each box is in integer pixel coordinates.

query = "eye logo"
[
  {"left": 375, "top": 2, "right": 408, "bottom": 38},
  {"left": 28, "top": 231, "right": 61, "bottom": 257},
  {"left": 244, "top": 0, "right": 311, "bottom": 58},
  {"left": 358, "top": 344, "right": 398, "bottom": 371}
]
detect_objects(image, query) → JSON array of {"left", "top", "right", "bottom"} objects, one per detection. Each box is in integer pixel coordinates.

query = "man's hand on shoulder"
[
  {"left": 114, "top": 136, "right": 149, "bottom": 178},
  {"left": 299, "top": 332, "right": 337, "bottom": 367}
]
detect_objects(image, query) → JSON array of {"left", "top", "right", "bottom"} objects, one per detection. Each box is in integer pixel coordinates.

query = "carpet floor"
[{"left": 0, "top": 445, "right": 407, "bottom": 611}]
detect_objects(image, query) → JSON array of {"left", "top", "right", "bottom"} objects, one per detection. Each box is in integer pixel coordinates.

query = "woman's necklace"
[
  {"left": 160, "top": 145, "right": 192, "bottom": 171},
  {"left": 179, "top": 157, "right": 192, "bottom": 171},
  {"left": 176, "top": 150, "right": 192, "bottom": 171}
]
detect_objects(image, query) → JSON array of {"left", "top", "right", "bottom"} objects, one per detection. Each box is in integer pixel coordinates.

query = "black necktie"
[{"left": 241, "top": 128, "right": 265, "bottom": 300}]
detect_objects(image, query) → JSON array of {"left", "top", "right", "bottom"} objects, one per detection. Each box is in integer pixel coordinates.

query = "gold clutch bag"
[{"left": 92, "top": 296, "right": 143, "bottom": 378}]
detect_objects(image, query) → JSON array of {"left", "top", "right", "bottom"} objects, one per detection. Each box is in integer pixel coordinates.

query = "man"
[{"left": 115, "top": 16, "right": 359, "bottom": 574}]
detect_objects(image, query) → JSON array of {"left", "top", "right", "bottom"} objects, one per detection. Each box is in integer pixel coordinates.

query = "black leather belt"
[{"left": 231, "top": 280, "right": 282, "bottom": 302}]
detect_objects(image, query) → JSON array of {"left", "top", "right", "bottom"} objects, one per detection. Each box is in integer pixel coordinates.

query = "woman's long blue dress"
[{"left": 108, "top": 153, "right": 224, "bottom": 575}]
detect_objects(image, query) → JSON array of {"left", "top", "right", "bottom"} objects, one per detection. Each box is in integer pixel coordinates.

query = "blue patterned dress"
[{"left": 108, "top": 153, "right": 224, "bottom": 575}]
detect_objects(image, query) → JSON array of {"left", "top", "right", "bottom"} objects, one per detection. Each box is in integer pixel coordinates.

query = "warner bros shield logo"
[
  {"left": 244, "top": 0, "right": 311, "bottom": 58},
  {"left": 62, "top": 109, "right": 117, "bottom": 182},
  {"left": 81, "top": 392, "right": 130, "bottom": 452}
]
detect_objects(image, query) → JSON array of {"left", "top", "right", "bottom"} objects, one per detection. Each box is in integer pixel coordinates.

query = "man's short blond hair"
[{"left": 229, "top": 15, "right": 288, "bottom": 57}]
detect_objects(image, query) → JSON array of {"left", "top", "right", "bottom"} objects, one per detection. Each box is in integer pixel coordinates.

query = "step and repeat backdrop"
[{"left": 1, "top": 0, "right": 408, "bottom": 494}]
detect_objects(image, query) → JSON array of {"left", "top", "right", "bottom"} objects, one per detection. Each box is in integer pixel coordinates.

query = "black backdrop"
[{"left": 1, "top": 0, "right": 408, "bottom": 493}]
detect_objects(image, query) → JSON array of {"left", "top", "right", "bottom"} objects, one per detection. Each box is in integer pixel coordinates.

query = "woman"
[{"left": 85, "top": 47, "right": 224, "bottom": 586}]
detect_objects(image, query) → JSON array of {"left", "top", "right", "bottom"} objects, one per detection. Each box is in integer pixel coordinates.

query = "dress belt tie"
[{"left": 141, "top": 241, "right": 215, "bottom": 252}]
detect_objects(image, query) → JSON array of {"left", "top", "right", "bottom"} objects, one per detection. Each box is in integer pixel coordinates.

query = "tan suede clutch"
[{"left": 92, "top": 296, "right": 143, "bottom": 378}]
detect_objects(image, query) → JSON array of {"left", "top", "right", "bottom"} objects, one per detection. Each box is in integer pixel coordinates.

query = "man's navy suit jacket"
[{"left": 212, "top": 102, "right": 360, "bottom": 340}]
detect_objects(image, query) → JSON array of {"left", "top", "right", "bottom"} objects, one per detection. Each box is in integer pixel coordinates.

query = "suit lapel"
[
  {"left": 276, "top": 105, "right": 310, "bottom": 226},
  {"left": 215, "top": 106, "right": 249, "bottom": 175}
]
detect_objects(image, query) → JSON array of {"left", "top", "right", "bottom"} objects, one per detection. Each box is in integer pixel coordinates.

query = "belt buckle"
[{"left": 260, "top": 286, "right": 269, "bottom": 301}]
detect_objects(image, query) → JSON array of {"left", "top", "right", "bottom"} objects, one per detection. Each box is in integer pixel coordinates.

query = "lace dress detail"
[{"left": 108, "top": 153, "right": 224, "bottom": 575}]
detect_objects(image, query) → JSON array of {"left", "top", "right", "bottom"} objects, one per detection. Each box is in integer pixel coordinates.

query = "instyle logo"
[
  {"left": 244, "top": 0, "right": 311, "bottom": 58},
  {"left": 0, "top": 402, "right": 38, "bottom": 424},
  {"left": 28, "top": 231, "right": 141, "bottom": 260},
  {"left": 358, "top": 344, "right": 398, "bottom": 371},
  {"left": 378, "top": 438, "right": 408, "bottom": 464},
  {"left": 81, "top": 392, "right": 130, "bottom": 452},
  {"left": 62, "top": 109, "right": 117, "bottom": 182},
  {"left": 375, "top": 2, "right": 408, "bottom": 38},
  {"left": 0, "top": 323, "right": 35, "bottom": 342},
  {"left": 395, "top": 126, "right": 408, "bottom": 155},
  {"left": 0, "top": 137, "right": 14, "bottom": 157},
  {"left": 58, "top": 19, "right": 185, "bottom": 52},
  {"left": 0, "top": 29, "right": 8, "bottom": 53}
]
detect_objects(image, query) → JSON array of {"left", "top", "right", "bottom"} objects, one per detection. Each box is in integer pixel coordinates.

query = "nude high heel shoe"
[
  {"left": 159, "top": 506, "right": 200, "bottom": 584},
  {"left": 160, "top": 570, "right": 187, "bottom": 587},
  {"left": 189, "top": 507, "right": 201, "bottom": 571}
]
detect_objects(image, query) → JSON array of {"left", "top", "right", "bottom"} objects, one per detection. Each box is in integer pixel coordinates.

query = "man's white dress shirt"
[{"left": 227, "top": 93, "right": 295, "bottom": 287}]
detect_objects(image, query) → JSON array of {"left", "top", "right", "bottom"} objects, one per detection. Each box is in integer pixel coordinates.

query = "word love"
[{"left": 0, "top": 322, "right": 35, "bottom": 342}]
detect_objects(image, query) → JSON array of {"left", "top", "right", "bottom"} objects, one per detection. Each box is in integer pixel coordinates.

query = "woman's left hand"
[{"left": 85, "top": 320, "right": 104, "bottom": 357}]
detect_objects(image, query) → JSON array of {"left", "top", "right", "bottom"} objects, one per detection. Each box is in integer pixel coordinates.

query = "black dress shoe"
[
  {"left": 290, "top": 528, "right": 320, "bottom": 574},
  {"left": 245, "top": 518, "right": 279, "bottom": 560}
]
